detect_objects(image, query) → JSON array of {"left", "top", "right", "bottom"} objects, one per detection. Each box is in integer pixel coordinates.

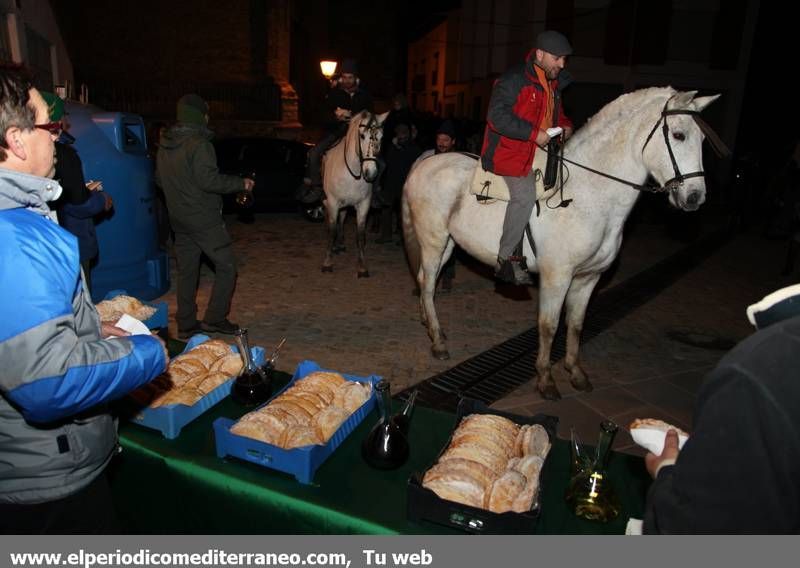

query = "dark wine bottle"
[
  {"left": 231, "top": 328, "right": 271, "bottom": 407},
  {"left": 236, "top": 171, "right": 256, "bottom": 208},
  {"left": 361, "top": 381, "right": 409, "bottom": 469}
]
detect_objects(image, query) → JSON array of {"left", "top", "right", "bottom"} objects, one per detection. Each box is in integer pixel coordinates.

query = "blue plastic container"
[
  {"left": 65, "top": 101, "right": 169, "bottom": 301},
  {"left": 103, "top": 289, "right": 168, "bottom": 330},
  {"left": 213, "top": 360, "right": 380, "bottom": 484},
  {"left": 129, "top": 335, "right": 265, "bottom": 439}
]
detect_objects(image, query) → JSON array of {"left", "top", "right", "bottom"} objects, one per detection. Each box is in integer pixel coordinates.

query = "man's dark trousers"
[{"left": 174, "top": 223, "right": 237, "bottom": 329}]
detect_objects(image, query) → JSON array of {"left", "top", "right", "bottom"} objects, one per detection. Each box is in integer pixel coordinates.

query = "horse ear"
[
  {"left": 376, "top": 111, "right": 390, "bottom": 126},
  {"left": 669, "top": 90, "right": 698, "bottom": 109},
  {"left": 692, "top": 94, "right": 721, "bottom": 112}
]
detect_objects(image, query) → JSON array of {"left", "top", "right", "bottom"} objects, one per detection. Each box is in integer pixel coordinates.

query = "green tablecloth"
[{"left": 110, "top": 373, "right": 650, "bottom": 534}]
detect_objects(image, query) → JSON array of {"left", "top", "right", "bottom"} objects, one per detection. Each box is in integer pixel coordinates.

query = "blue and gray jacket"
[{"left": 0, "top": 168, "right": 166, "bottom": 505}]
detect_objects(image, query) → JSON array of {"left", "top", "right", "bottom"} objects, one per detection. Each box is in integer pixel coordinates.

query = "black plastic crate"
[{"left": 407, "top": 397, "right": 558, "bottom": 534}]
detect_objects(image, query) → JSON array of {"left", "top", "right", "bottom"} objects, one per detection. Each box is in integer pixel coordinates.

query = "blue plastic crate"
[
  {"left": 103, "top": 289, "right": 168, "bottom": 330},
  {"left": 129, "top": 334, "right": 265, "bottom": 439},
  {"left": 213, "top": 360, "right": 380, "bottom": 484}
]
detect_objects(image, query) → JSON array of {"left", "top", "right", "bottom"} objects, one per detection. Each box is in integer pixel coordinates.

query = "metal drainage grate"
[{"left": 399, "top": 228, "right": 731, "bottom": 412}]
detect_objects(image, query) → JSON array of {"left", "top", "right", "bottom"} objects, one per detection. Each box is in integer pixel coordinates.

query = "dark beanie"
[
  {"left": 339, "top": 58, "right": 358, "bottom": 75},
  {"left": 436, "top": 119, "right": 457, "bottom": 139},
  {"left": 177, "top": 93, "right": 208, "bottom": 125}
]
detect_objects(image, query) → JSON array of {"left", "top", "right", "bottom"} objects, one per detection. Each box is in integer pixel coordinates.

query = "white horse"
[
  {"left": 402, "top": 88, "right": 720, "bottom": 400},
  {"left": 321, "top": 110, "right": 387, "bottom": 277}
]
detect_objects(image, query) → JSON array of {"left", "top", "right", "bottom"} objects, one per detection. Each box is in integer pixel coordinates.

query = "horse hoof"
[
  {"left": 357, "top": 270, "right": 370, "bottom": 278},
  {"left": 321, "top": 265, "right": 333, "bottom": 273},
  {"left": 432, "top": 346, "right": 450, "bottom": 360},
  {"left": 538, "top": 384, "right": 562, "bottom": 401}
]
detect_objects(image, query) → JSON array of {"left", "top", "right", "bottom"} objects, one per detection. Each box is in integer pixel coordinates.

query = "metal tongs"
[{"left": 265, "top": 337, "right": 287, "bottom": 368}]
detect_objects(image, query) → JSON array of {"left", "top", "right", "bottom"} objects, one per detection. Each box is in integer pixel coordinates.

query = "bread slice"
[{"left": 629, "top": 418, "right": 688, "bottom": 437}]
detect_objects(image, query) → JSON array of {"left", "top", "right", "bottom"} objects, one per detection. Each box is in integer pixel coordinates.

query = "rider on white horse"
[
  {"left": 302, "top": 58, "right": 373, "bottom": 203},
  {"left": 480, "top": 30, "right": 575, "bottom": 285}
]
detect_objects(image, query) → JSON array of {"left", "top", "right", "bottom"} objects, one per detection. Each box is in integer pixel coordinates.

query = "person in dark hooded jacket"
[{"left": 156, "top": 94, "right": 253, "bottom": 338}]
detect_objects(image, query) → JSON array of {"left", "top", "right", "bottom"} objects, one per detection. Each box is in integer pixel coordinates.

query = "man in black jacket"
[
  {"left": 301, "top": 59, "right": 373, "bottom": 203},
  {"left": 643, "top": 285, "right": 800, "bottom": 533}
]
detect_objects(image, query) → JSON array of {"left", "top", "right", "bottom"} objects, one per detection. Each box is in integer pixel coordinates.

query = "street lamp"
[{"left": 320, "top": 60, "right": 338, "bottom": 79}]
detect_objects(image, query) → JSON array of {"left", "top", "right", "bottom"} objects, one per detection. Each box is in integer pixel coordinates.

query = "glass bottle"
[
  {"left": 231, "top": 328, "right": 271, "bottom": 407},
  {"left": 236, "top": 172, "right": 256, "bottom": 208},
  {"left": 565, "top": 420, "right": 621, "bottom": 523},
  {"left": 361, "top": 381, "right": 409, "bottom": 469},
  {"left": 392, "top": 389, "right": 418, "bottom": 436}
]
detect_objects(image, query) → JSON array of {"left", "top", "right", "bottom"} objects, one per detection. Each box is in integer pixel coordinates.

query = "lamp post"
[{"left": 320, "top": 60, "right": 338, "bottom": 80}]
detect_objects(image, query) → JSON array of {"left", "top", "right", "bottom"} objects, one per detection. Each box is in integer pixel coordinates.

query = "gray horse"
[
  {"left": 402, "top": 88, "right": 719, "bottom": 400},
  {"left": 321, "top": 110, "right": 388, "bottom": 277}
]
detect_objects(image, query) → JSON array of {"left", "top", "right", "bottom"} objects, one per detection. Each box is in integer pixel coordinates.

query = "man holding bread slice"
[
  {"left": 643, "top": 284, "right": 800, "bottom": 533},
  {"left": 0, "top": 65, "right": 168, "bottom": 533}
]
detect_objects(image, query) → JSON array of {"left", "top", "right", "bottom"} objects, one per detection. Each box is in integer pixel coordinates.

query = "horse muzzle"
[
  {"left": 362, "top": 159, "right": 380, "bottom": 183},
  {"left": 669, "top": 185, "right": 706, "bottom": 211}
]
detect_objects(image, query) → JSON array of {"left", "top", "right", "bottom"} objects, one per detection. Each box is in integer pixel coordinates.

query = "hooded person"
[
  {"left": 643, "top": 283, "right": 800, "bottom": 533},
  {"left": 156, "top": 93, "right": 254, "bottom": 338}
]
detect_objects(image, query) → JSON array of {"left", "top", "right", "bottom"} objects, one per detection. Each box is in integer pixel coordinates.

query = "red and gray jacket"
[{"left": 480, "top": 50, "right": 573, "bottom": 177}]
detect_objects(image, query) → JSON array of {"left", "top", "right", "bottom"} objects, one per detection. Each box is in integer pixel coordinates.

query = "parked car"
[{"left": 214, "top": 137, "right": 323, "bottom": 221}]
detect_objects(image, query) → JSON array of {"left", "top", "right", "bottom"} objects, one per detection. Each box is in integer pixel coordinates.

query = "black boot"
[{"left": 495, "top": 256, "right": 533, "bottom": 286}]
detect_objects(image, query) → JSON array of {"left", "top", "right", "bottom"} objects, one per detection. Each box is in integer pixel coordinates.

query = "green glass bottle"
[{"left": 565, "top": 420, "right": 621, "bottom": 523}]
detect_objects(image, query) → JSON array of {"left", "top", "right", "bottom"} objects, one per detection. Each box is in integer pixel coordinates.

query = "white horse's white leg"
[
  {"left": 321, "top": 199, "right": 340, "bottom": 272},
  {"left": 419, "top": 238, "right": 450, "bottom": 359},
  {"left": 536, "top": 268, "right": 573, "bottom": 400},
  {"left": 354, "top": 197, "right": 371, "bottom": 278},
  {"left": 333, "top": 209, "right": 347, "bottom": 254},
  {"left": 563, "top": 273, "right": 601, "bottom": 392}
]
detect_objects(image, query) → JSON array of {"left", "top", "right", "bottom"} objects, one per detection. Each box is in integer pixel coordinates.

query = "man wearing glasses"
[{"left": 0, "top": 66, "right": 168, "bottom": 533}]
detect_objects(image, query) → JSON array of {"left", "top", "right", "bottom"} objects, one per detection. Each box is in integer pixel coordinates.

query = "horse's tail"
[{"left": 401, "top": 188, "right": 421, "bottom": 281}]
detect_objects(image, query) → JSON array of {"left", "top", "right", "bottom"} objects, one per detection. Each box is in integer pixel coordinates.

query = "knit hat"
[
  {"left": 339, "top": 59, "right": 358, "bottom": 75},
  {"left": 436, "top": 119, "right": 457, "bottom": 139},
  {"left": 176, "top": 93, "right": 209, "bottom": 125},
  {"left": 41, "top": 91, "right": 65, "bottom": 121},
  {"left": 536, "top": 30, "right": 573, "bottom": 56}
]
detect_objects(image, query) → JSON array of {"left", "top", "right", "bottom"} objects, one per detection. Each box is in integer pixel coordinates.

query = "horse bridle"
[
  {"left": 545, "top": 96, "right": 730, "bottom": 194},
  {"left": 343, "top": 114, "right": 381, "bottom": 180},
  {"left": 640, "top": 101, "right": 707, "bottom": 192}
]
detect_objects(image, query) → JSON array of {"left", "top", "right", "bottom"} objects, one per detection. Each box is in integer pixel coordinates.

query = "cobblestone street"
[{"left": 159, "top": 209, "right": 792, "bottom": 453}]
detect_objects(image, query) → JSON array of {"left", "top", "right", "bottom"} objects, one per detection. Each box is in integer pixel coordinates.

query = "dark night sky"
[{"left": 52, "top": 1, "right": 794, "bottom": 165}]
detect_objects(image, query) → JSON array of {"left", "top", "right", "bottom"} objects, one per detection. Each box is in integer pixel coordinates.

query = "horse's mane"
[{"left": 567, "top": 86, "right": 676, "bottom": 154}]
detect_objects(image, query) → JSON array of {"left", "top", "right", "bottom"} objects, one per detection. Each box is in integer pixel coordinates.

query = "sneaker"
[
  {"left": 495, "top": 257, "right": 533, "bottom": 286},
  {"left": 177, "top": 323, "right": 202, "bottom": 340},
  {"left": 201, "top": 319, "right": 240, "bottom": 335}
]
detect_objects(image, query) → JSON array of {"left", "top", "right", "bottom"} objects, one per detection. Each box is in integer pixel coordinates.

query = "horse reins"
[
  {"left": 343, "top": 114, "right": 381, "bottom": 180},
  {"left": 542, "top": 97, "right": 731, "bottom": 195}
]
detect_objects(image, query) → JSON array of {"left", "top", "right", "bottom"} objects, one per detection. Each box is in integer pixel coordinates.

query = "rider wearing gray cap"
[{"left": 480, "top": 30, "right": 574, "bottom": 285}]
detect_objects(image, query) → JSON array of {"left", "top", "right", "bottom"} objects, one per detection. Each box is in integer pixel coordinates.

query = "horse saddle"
[{"left": 470, "top": 144, "right": 562, "bottom": 203}]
